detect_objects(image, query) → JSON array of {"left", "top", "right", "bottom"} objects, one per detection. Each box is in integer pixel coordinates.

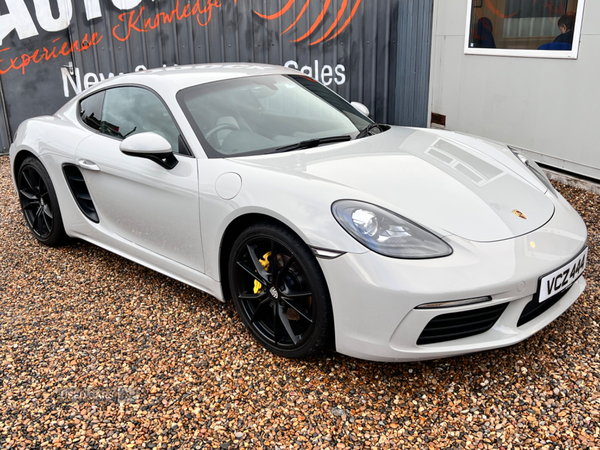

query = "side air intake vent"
[{"left": 63, "top": 165, "right": 99, "bottom": 223}]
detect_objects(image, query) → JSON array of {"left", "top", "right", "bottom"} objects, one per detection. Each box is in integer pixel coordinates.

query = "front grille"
[
  {"left": 517, "top": 287, "right": 571, "bottom": 327},
  {"left": 417, "top": 303, "right": 508, "bottom": 345}
]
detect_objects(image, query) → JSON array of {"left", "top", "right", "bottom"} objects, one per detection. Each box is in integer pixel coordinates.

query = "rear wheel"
[
  {"left": 229, "top": 222, "right": 333, "bottom": 358},
  {"left": 17, "top": 157, "right": 67, "bottom": 246}
]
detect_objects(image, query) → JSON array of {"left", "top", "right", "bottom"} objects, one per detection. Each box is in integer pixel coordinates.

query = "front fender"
[{"left": 198, "top": 158, "right": 369, "bottom": 282}]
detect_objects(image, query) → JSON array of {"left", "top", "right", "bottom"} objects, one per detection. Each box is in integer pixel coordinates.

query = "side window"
[
  {"left": 79, "top": 91, "right": 105, "bottom": 131},
  {"left": 100, "top": 87, "right": 184, "bottom": 154}
]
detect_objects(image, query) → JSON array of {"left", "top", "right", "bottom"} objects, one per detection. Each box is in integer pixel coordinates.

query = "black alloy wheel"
[
  {"left": 229, "top": 222, "right": 333, "bottom": 358},
  {"left": 17, "top": 157, "right": 67, "bottom": 246}
]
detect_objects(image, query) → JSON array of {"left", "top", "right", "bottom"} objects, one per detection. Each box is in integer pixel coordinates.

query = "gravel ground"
[{"left": 1, "top": 154, "right": 599, "bottom": 450}]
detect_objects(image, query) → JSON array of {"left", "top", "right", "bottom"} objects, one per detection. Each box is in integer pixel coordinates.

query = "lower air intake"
[
  {"left": 517, "top": 287, "right": 571, "bottom": 327},
  {"left": 417, "top": 303, "right": 508, "bottom": 345}
]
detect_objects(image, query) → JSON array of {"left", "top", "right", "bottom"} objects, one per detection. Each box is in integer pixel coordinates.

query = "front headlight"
[
  {"left": 332, "top": 200, "right": 453, "bottom": 259},
  {"left": 508, "top": 146, "right": 556, "bottom": 194}
]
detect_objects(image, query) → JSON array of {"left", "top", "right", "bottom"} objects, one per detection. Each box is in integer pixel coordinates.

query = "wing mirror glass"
[
  {"left": 350, "top": 101, "right": 370, "bottom": 118},
  {"left": 120, "top": 132, "right": 178, "bottom": 169}
]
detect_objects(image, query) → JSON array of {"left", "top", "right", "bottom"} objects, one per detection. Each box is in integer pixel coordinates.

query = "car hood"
[{"left": 232, "top": 127, "right": 555, "bottom": 242}]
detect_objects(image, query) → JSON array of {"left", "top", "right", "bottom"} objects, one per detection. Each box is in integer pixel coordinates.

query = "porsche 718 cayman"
[{"left": 9, "top": 64, "right": 587, "bottom": 361}]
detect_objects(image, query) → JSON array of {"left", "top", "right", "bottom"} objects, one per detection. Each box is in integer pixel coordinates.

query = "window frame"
[
  {"left": 463, "top": 0, "right": 586, "bottom": 59},
  {"left": 76, "top": 84, "right": 194, "bottom": 157}
]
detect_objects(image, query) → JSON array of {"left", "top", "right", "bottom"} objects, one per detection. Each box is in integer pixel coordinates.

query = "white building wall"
[{"left": 429, "top": 0, "right": 600, "bottom": 180}]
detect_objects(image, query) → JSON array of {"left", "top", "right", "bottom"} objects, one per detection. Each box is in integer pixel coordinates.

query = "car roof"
[{"left": 89, "top": 63, "right": 300, "bottom": 93}]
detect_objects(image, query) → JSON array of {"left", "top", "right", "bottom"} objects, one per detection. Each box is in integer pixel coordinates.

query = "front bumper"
[{"left": 318, "top": 194, "right": 587, "bottom": 362}]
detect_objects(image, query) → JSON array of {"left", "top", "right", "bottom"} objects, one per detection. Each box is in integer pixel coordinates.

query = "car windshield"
[{"left": 177, "top": 74, "right": 373, "bottom": 158}]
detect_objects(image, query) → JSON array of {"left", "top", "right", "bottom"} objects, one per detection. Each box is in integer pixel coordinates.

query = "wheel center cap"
[{"left": 269, "top": 286, "right": 279, "bottom": 299}]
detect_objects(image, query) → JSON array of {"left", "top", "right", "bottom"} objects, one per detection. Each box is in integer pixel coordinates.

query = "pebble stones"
[{"left": 1, "top": 156, "right": 599, "bottom": 449}]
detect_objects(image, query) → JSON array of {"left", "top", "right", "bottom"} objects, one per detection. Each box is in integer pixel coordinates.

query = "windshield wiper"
[
  {"left": 356, "top": 122, "right": 385, "bottom": 139},
  {"left": 275, "top": 135, "right": 352, "bottom": 153}
]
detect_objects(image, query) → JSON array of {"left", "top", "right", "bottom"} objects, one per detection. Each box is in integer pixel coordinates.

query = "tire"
[
  {"left": 17, "top": 156, "right": 67, "bottom": 247},
  {"left": 228, "top": 221, "right": 334, "bottom": 358}
]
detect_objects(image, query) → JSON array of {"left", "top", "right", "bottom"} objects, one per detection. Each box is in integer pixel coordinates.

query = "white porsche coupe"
[{"left": 9, "top": 64, "right": 587, "bottom": 362}]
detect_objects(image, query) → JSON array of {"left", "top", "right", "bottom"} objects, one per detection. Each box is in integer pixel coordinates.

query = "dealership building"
[{"left": 0, "top": 0, "right": 596, "bottom": 181}]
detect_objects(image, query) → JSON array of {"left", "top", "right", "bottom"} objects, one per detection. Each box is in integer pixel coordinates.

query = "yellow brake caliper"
[{"left": 253, "top": 251, "right": 271, "bottom": 294}]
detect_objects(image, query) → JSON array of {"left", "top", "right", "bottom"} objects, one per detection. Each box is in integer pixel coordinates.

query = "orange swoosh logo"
[{"left": 253, "top": 0, "right": 362, "bottom": 44}]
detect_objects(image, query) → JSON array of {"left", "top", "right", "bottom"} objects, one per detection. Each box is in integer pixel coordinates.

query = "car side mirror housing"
[
  {"left": 119, "top": 132, "right": 179, "bottom": 170},
  {"left": 350, "top": 101, "right": 370, "bottom": 118}
]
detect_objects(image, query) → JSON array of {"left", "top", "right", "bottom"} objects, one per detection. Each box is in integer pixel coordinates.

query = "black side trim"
[
  {"left": 121, "top": 150, "right": 179, "bottom": 170},
  {"left": 417, "top": 303, "right": 508, "bottom": 345},
  {"left": 62, "top": 165, "right": 99, "bottom": 223}
]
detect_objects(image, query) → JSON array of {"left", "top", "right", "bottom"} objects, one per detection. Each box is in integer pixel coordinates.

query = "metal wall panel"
[
  {"left": 396, "top": 0, "right": 434, "bottom": 127},
  {"left": 0, "top": 1, "right": 74, "bottom": 151},
  {"left": 0, "top": 0, "right": 434, "bottom": 152}
]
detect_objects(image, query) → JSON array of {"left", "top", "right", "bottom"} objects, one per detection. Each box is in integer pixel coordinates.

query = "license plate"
[{"left": 538, "top": 247, "right": 588, "bottom": 303}]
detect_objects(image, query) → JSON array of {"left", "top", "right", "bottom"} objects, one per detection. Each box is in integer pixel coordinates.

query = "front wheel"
[
  {"left": 17, "top": 156, "right": 67, "bottom": 246},
  {"left": 229, "top": 222, "right": 333, "bottom": 358}
]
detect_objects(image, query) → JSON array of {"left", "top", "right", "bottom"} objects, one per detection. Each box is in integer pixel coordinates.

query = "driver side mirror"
[
  {"left": 120, "top": 132, "right": 179, "bottom": 170},
  {"left": 350, "top": 101, "right": 370, "bottom": 118}
]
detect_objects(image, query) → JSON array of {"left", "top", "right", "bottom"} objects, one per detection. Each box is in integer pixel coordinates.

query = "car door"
[{"left": 75, "top": 86, "right": 204, "bottom": 272}]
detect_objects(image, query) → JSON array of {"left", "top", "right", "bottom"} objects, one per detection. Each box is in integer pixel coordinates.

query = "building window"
[{"left": 464, "top": 0, "right": 585, "bottom": 58}]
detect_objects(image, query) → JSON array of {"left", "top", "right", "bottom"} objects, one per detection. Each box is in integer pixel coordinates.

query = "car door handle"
[{"left": 78, "top": 159, "right": 100, "bottom": 171}]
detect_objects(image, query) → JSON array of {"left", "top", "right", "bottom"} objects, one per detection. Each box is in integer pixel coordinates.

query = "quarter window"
[
  {"left": 99, "top": 87, "right": 184, "bottom": 154},
  {"left": 465, "top": 0, "right": 584, "bottom": 58},
  {"left": 79, "top": 91, "right": 105, "bottom": 131}
]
